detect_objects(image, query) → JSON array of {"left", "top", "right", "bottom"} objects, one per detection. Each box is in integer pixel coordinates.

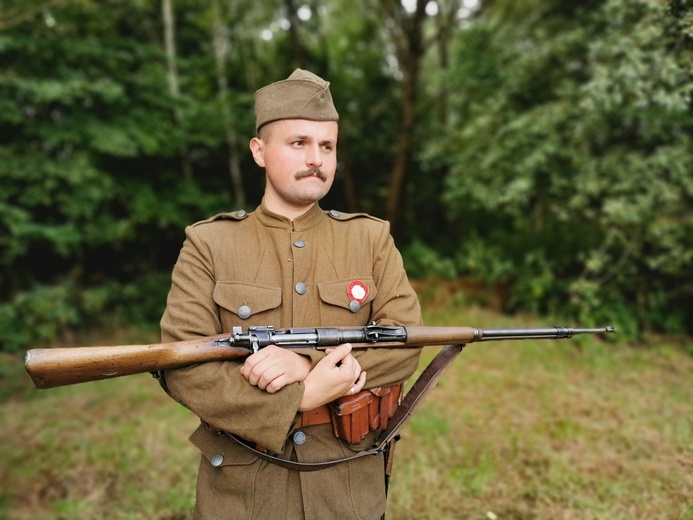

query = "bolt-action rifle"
[{"left": 25, "top": 324, "right": 614, "bottom": 389}]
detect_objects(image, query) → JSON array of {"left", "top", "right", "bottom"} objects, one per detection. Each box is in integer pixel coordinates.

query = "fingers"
[
  {"left": 241, "top": 350, "right": 280, "bottom": 387},
  {"left": 323, "top": 343, "right": 353, "bottom": 363},
  {"left": 241, "top": 346, "right": 312, "bottom": 392},
  {"left": 240, "top": 348, "right": 270, "bottom": 382},
  {"left": 321, "top": 344, "right": 365, "bottom": 393},
  {"left": 346, "top": 370, "right": 367, "bottom": 396},
  {"left": 255, "top": 364, "right": 284, "bottom": 391},
  {"left": 243, "top": 343, "right": 366, "bottom": 405},
  {"left": 351, "top": 370, "right": 367, "bottom": 395}
]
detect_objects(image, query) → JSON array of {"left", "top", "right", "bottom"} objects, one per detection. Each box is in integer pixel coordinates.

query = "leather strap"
[{"left": 225, "top": 344, "right": 466, "bottom": 472}]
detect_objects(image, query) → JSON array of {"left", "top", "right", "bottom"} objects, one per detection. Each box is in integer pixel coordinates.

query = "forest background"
[
  {"left": 1, "top": 0, "right": 691, "bottom": 349},
  {"left": 0, "top": 0, "right": 692, "bottom": 518}
]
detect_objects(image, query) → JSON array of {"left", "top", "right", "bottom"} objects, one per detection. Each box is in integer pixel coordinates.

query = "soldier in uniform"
[{"left": 160, "top": 69, "right": 423, "bottom": 520}]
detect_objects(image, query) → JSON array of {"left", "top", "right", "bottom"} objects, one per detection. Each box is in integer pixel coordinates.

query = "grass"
[
  {"left": 0, "top": 288, "right": 691, "bottom": 519},
  {"left": 0, "top": 327, "right": 199, "bottom": 519}
]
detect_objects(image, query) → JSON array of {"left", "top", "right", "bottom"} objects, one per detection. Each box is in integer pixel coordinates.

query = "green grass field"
[{"left": 1, "top": 288, "right": 691, "bottom": 519}]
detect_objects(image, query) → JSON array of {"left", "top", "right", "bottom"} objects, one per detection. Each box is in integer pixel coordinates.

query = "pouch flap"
[
  {"left": 328, "top": 390, "right": 373, "bottom": 416},
  {"left": 369, "top": 386, "right": 392, "bottom": 397}
]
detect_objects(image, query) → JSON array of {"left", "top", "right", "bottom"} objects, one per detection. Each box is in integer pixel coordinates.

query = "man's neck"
[{"left": 263, "top": 194, "right": 315, "bottom": 221}]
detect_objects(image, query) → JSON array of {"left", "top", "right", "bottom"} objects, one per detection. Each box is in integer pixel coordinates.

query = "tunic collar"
[{"left": 255, "top": 199, "right": 327, "bottom": 231}]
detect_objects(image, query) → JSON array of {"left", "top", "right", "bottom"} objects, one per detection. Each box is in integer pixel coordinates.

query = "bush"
[{"left": 0, "top": 273, "right": 171, "bottom": 353}]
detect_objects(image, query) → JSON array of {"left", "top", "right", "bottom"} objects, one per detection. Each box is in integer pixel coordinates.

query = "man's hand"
[
  {"left": 299, "top": 344, "right": 367, "bottom": 411},
  {"left": 240, "top": 345, "right": 312, "bottom": 393}
]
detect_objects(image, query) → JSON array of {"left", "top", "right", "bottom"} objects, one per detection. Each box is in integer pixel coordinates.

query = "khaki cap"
[{"left": 254, "top": 69, "right": 339, "bottom": 131}]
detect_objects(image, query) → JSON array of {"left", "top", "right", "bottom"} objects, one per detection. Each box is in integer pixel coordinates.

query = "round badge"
[{"left": 347, "top": 280, "right": 369, "bottom": 303}]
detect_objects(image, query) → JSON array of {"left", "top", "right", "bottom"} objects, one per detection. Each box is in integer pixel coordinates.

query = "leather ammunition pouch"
[{"left": 328, "top": 385, "right": 402, "bottom": 445}]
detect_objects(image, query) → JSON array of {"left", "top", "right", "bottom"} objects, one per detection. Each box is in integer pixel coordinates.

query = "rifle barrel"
[{"left": 477, "top": 326, "right": 615, "bottom": 341}]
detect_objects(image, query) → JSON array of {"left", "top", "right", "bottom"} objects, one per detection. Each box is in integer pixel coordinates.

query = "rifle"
[{"left": 25, "top": 324, "right": 615, "bottom": 389}]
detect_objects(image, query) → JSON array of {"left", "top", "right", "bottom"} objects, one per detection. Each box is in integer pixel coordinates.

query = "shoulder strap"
[{"left": 228, "top": 343, "right": 466, "bottom": 471}]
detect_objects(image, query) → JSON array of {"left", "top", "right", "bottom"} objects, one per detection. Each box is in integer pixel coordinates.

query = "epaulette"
[
  {"left": 325, "top": 209, "right": 384, "bottom": 223},
  {"left": 191, "top": 209, "right": 250, "bottom": 227}
]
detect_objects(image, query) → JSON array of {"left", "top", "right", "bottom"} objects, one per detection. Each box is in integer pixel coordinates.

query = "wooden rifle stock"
[
  {"left": 24, "top": 332, "right": 251, "bottom": 389},
  {"left": 24, "top": 325, "right": 614, "bottom": 389}
]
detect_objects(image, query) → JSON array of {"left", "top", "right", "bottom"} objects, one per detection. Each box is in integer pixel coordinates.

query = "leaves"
[
  {"left": 436, "top": 0, "right": 693, "bottom": 336},
  {"left": 1, "top": 0, "right": 691, "bottom": 350}
]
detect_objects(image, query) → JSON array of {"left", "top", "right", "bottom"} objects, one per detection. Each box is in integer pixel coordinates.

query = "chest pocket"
[
  {"left": 316, "top": 277, "right": 377, "bottom": 325},
  {"left": 213, "top": 282, "right": 281, "bottom": 328}
]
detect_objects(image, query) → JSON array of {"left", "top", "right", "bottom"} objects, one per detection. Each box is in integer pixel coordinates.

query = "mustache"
[{"left": 294, "top": 167, "right": 327, "bottom": 181}]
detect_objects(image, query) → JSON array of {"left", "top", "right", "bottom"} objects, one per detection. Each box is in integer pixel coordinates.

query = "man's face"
[{"left": 250, "top": 119, "right": 338, "bottom": 217}]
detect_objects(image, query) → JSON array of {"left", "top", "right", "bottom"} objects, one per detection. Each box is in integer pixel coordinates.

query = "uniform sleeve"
[
  {"left": 160, "top": 225, "right": 303, "bottom": 453},
  {"left": 353, "top": 221, "right": 423, "bottom": 388}
]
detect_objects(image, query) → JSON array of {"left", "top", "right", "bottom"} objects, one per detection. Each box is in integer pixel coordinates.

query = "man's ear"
[{"left": 249, "top": 137, "right": 265, "bottom": 167}]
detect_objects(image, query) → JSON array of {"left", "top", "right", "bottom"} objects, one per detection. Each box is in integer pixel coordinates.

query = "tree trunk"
[
  {"left": 383, "top": 0, "right": 427, "bottom": 237},
  {"left": 435, "top": 0, "right": 457, "bottom": 127},
  {"left": 285, "top": 0, "right": 307, "bottom": 67},
  {"left": 211, "top": 0, "right": 246, "bottom": 207},
  {"left": 162, "top": 0, "right": 194, "bottom": 179}
]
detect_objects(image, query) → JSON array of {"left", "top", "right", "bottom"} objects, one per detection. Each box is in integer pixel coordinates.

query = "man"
[{"left": 160, "top": 69, "right": 422, "bottom": 520}]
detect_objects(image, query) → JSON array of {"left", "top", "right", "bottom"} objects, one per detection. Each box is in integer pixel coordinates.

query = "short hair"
[{"left": 257, "top": 121, "right": 274, "bottom": 143}]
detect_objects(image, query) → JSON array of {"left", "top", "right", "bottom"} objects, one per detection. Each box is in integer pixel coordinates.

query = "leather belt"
[
  {"left": 295, "top": 404, "right": 331, "bottom": 428},
  {"left": 202, "top": 405, "right": 331, "bottom": 454}
]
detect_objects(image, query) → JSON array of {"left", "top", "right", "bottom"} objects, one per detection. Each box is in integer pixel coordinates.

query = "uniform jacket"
[{"left": 160, "top": 201, "right": 423, "bottom": 520}]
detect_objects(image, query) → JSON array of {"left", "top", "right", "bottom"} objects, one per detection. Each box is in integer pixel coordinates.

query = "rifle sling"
[{"left": 226, "top": 343, "right": 466, "bottom": 472}]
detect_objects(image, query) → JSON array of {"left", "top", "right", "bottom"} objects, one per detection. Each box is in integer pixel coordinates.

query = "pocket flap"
[
  {"left": 213, "top": 282, "right": 281, "bottom": 317},
  {"left": 189, "top": 423, "right": 257, "bottom": 467},
  {"left": 317, "top": 278, "right": 377, "bottom": 310}
]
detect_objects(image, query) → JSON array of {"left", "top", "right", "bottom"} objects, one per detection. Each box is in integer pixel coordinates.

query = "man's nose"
[{"left": 306, "top": 144, "right": 323, "bottom": 167}]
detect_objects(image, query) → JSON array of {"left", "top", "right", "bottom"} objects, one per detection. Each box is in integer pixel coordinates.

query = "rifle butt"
[{"left": 24, "top": 335, "right": 250, "bottom": 389}]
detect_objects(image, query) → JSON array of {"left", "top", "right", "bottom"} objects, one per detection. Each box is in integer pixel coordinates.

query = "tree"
[
  {"left": 435, "top": 0, "right": 693, "bottom": 336},
  {"left": 0, "top": 0, "right": 231, "bottom": 349}
]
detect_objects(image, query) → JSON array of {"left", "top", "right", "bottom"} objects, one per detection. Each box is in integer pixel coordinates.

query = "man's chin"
[{"left": 294, "top": 189, "right": 329, "bottom": 205}]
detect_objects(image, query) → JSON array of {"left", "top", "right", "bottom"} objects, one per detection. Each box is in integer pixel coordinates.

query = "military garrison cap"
[{"left": 254, "top": 69, "right": 339, "bottom": 131}]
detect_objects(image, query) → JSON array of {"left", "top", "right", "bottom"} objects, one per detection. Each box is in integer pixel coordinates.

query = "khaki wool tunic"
[{"left": 160, "top": 201, "right": 423, "bottom": 520}]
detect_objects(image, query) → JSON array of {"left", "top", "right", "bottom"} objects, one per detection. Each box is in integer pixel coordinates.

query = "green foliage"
[
  {"left": 0, "top": 0, "right": 416, "bottom": 352},
  {"left": 0, "top": 283, "right": 81, "bottom": 349},
  {"left": 0, "top": 1, "right": 237, "bottom": 351},
  {"left": 0, "top": 272, "right": 171, "bottom": 353},
  {"left": 1, "top": 0, "right": 691, "bottom": 351},
  {"left": 402, "top": 240, "right": 457, "bottom": 280},
  {"left": 434, "top": 0, "right": 693, "bottom": 337}
]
